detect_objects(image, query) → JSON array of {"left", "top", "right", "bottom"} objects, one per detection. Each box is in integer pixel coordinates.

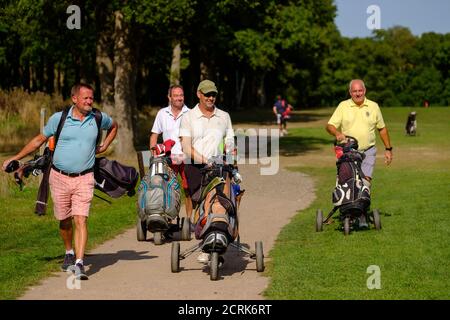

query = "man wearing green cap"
[{"left": 179, "top": 79, "right": 235, "bottom": 263}]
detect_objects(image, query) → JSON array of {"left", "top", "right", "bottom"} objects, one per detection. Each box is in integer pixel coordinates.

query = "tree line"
[{"left": 1, "top": 1, "right": 449, "bottom": 153}]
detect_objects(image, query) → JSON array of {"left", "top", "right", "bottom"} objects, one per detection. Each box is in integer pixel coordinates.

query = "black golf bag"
[
  {"left": 405, "top": 111, "right": 417, "bottom": 136},
  {"left": 332, "top": 137, "right": 371, "bottom": 216}
]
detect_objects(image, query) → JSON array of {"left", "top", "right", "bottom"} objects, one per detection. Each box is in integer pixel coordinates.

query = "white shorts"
[{"left": 276, "top": 114, "right": 282, "bottom": 124}]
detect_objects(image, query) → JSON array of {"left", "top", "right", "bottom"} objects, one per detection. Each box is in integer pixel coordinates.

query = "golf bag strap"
[
  {"left": 54, "top": 106, "right": 102, "bottom": 148},
  {"left": 93, "top": 109, "right": 102, "bottom": 146},
  {"left": 355, "top": 160, "right": 367, "bottom": 180},
  {"left": 54, "top": 106, "right": 70, "bottom": 148}
]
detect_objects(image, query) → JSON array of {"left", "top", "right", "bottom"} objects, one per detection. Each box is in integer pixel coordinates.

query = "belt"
[{"left": 51, "top": 165, "right": 94, "bottom": 177}]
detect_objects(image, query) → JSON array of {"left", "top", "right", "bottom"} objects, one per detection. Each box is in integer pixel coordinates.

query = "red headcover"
[
  {"left": 334, "top": 146, "right": 343, "bottom": 159},
  {"left": 153, "top": 139, "right": 176, "bottom": 156}
]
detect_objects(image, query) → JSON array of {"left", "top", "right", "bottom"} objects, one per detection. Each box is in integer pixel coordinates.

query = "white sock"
[
  {"left": 75, "top": 259, "right": 84, "bottom": 266},
  {"left": 66, "top": 249, "right": 74, "bottom": 255}
]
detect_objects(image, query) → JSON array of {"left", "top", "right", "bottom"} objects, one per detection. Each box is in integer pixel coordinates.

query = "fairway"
[{"left": 265, "top": 107, "right": 450, "bottom": 299}]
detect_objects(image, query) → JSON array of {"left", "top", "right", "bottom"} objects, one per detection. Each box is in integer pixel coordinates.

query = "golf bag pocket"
[
  {"left": 332, "top": 160, "right": 370, "bottom": 208},
  {"left": 194, "top": 188, "right": 237, "bottom": 241},
  {"left": 94, "top": 157, "right": 139, "bottom": 198}
]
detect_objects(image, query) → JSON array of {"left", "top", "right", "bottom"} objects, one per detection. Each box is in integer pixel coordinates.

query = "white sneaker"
[{"left": 197, "top": 252, "right": 210, "bottom": 264}]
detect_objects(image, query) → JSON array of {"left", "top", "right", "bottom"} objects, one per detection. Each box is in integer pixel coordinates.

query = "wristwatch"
[{"left": 385, "top": 147, "right": 393, "bottom": 151}]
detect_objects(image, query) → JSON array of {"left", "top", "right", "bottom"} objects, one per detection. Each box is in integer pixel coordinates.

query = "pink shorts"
[{"left": 49, "top": 169, "right": 95, "bottom": 221}]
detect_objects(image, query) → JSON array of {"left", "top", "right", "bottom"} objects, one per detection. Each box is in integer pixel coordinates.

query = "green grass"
[
  {"left": 0, "top": 178, "right": 136, "bottom": 300},
  {"left": 264, "top": 107, "right": 450, "bottom": 299}
]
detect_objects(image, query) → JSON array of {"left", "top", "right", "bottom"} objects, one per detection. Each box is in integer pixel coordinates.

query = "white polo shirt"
[
  {"left": 151, "top": 105, "right": 190, "bottom": 155},
  {"left": 179, "top": 104, "right": 235, "bottom": 160}
]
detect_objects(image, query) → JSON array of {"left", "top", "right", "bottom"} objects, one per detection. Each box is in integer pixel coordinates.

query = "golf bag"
[
  {"left": 405, "top": 111, "right": 417, "bottom": 136},
  {"left": 94, "top": 157, "right": 139, "bottom": 198},
  {"left": 332, "top": 137, "right": 370, "bottom": 215},
  {"left": 193, "top": 163, "right": 240, "bottom": 253},
  {"left": 137, "top": 140, "right": 181, "bottom": 232}
]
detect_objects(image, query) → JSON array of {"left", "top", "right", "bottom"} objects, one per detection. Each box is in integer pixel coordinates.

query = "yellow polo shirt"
[{"left": 328, "top": 98, "right": 385, "bottom": 151}]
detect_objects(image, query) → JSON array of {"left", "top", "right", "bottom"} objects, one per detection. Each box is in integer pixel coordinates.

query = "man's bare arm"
[
  {"left": 96, "top": 121, "right": 118, "bottom": 154},
  {"left": 2, "top": 134, "right": 48, "bottom": 170},
  {"left": 326, "top": 124, "right": 346, "bottom": 141},
  {"left": 149, "top": 132, "right": 159, "bottom": 155},
  {"left": 180, "top": 136, "right": 206, "bottom": 164},
  {"left": 378, "top": 127, "right": 393, "bottom": 165}
]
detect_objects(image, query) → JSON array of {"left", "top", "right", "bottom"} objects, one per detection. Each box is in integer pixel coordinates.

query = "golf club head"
[{"left": 5, "top": 160, "right": 20, "bottom": 173}]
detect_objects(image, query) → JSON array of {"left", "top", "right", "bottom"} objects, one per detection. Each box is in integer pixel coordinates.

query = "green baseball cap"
[{"left": 197, "top": 80, "right": 218, "bottom": 94}]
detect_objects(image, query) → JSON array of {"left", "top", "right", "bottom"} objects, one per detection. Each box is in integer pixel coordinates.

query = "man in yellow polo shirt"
[
  {"left": 326, "top": 79, "right": 393, "bottom": 181},
  {"left": 326, "top": 79, "right": 393, "bottom": 227}
]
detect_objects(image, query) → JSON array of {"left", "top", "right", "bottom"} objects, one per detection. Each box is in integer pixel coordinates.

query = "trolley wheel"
[
  {"left": 373, "top": 209, "right": 382, "bottom": 230},
  {"left": 136, "top": 217, "right": 147, "bottom": 241},
  {"left": 181, "top": 216, "right": 191, "bottom": 241},
  {"left": 255, "top": 241, "right": 265, "bottom": 272},
  {"left": 210, "top": 252, "right": 219, "bottom": 281},
  {"left": 316, "top": 209, "right": 323, "bottom": 232},
  {"left": 154, "top": 231, "right": 163, "bottom": 245},
  {"left": 344, "top": 216, "right": 350, "bottom": 236},
  {"left": 171, "top": 242, "right": 180, "bottom": 273}
]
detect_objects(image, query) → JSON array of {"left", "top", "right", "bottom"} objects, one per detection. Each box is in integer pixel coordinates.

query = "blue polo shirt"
[
  {"left": 43, "top": 106, "right": 113, "bottom": 173},
  {"left": 274, "top": 99, "right": 288, "bottom": 114}
]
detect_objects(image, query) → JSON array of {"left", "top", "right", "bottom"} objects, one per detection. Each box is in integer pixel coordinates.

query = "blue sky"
[{"left": 335, "top": 0, "right": 450, "bottom": 38}]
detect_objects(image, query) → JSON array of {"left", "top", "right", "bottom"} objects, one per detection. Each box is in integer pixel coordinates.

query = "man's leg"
[
  {"left": 361, "top": 147, "right": 376, "bottom": 181},
  {"left": 283, "top": 119, "right": 288, "bottom": 134},
  {"left": 49, "top": 169, "right": 76, "bottom": 271},
  {"left": 59, "top": 218, "right": 73, "bottom": 251},
  {"left": 185, "top": 194, "right": 193, "bottom": 219},
  {"left": 360, "top": 147, "right": 377, "bottom": 228},
  {"left": 73, "top": 215, "right": 88, "bottom": 261},
  {"left": 276, "top": 114, "right": 283, "bottom": 136},
  {"left": 71, "top": 173, "right": 94, "bottom": 280},
  {"left": 184, "top": 164, "right": 210, "bottom": 263},
  {"left": 179, "top": 164, "right": 193, "bottom": 219}
]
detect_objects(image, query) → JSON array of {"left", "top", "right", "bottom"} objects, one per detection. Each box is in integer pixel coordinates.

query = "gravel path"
[{"left": 20, "top": 158, "right": 315, "bottom": 300}]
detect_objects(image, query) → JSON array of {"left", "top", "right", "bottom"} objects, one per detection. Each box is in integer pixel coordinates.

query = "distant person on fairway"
[{"left": 273, "top": 94, "right": 293, "bottom": 136}]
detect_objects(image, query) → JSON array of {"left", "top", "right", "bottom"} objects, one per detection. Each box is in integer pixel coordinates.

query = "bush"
[{"left": 0, "top": 88, "right": 65, "bottom": 152}]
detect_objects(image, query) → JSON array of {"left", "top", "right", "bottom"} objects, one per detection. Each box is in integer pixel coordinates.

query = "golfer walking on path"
[
  {"left": 179, "top": 79, "right": 235, "bottom": 263},
  {"left": 2, "top": 83, "right": 118, "bottom": 280},
  {"left": 149, "top": 84, "right": 193, "bottom": 232}
]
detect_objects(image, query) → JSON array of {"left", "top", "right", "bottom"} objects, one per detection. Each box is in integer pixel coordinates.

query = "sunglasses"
[{"left": 203, "top": 92, "right": 217, "bottom": 98}]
